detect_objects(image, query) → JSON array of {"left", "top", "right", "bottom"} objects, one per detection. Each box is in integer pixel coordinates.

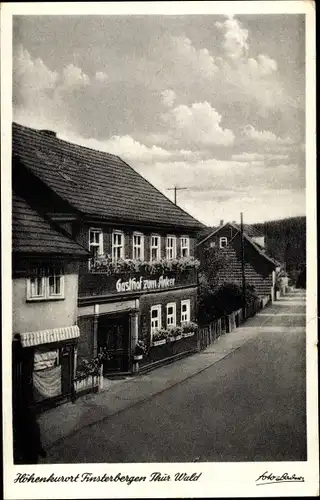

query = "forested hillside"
[{"left": 253, "top": 217, "right": 306, "bottom": 277}]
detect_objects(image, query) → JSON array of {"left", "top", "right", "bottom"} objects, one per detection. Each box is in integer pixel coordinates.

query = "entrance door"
[{"left": 98, "top": 314, "right": 130, "bottom": 374}]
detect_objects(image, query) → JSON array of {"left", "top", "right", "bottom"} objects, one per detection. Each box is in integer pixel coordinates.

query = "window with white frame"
[
  {"left": 150, "top": 305, "right": 162, "bottom": 336},
  {"left": 48, "top": 269, "right": 64, "bottom": 297},
  {"left": 166, "top": 235, "right": 177, "bottom": 260},
  {"left": 89, "top": 228, "right": 103, "bottom": 268},
  {"left": 150, "top": 234, "right": 161, "bottom": 261},
  {"left": 180, "top": 236, "right": 190, "bottom": 257},
  {"left": 219, "top": 237, "right": 228, "bottom": 248},
  {"left": 29, "top": 275, "right": 45, "bottom": 299},
  {"left": 133, "top": 232, "right": 144, "bottom": 260},
  {"left": 112, "top": 231, "right": 124, "bottom": 262},
  {"left": 166, "top": 302, "right": 176, "bottom": 328},
  {"left": 210, "top": 241, "right": 216, "bottom": 248},
  {"left": 27, "top": 267, "right": 64, "bottom": 301},
  {"left": 181, "top": 299, "right": 191, "bottom": 324}
]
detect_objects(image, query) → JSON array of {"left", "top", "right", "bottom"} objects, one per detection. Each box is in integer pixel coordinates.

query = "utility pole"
[
  {"left": 240, "top": 212, "right": 246, "bottom": 319},
  {"left": 167, "top": 186, "right": 188, "bottom": 205}
]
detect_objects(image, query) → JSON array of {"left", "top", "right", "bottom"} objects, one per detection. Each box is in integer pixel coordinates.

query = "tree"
[{"left": 198, "top": 280, "right": 259, "bottom": 325}]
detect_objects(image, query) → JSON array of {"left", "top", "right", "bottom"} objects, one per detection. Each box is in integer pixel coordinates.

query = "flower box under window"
[{"left": 152, "top": 339, "right": 167, "bottom": 347}]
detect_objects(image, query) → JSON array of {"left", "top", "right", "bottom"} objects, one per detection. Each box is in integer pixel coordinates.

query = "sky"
[{"left": 12, "top": 14, "right": 306, "bottom": 226}]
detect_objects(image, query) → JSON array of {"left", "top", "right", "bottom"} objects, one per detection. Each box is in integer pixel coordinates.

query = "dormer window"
[
  {"left": 180, "top": 236, "right": 190, "bottom": 257},
  {"left": 89, "top": 228, "right": 103, "bottom": 269},
  {"left": 166, "top": 235, "right": 177, "bottom": 260},
  {"left": 112, "top": 230, "right": 124, "bottom": 262},
  {"left": 133, "top": 232, "right": 144, "bottom": 260},
  {"left": 219, "top": 237, "right": 228, "bottom": 248}
]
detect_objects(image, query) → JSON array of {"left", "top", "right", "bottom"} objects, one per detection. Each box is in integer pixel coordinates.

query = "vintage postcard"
[{"left": 1, "top": 1, "right": 318, "bottom": 498}]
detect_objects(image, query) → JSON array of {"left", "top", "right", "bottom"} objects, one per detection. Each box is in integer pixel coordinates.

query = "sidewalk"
[{"left": 39, "top": 290, "right": 303, "bottom": 450}]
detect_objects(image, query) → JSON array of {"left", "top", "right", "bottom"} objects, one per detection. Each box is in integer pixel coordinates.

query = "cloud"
[
  {"left": 231, "top": 152, "right": 290, "bottom": 162},
  {"left": 213, "top": 16, "right": 286, "bottom": 111},
  {"left": 161, "top": 89, "right": 176, "bottom": 108},
  {"left": 133, "top": 157, "right": 305, "bottom": 224},
  {"left": 216, "top": 15, "right": 249, "bottom": 60},
  {"left": 13, "top": 45, "right": 58, "bottom": 95},
  {"left": 160, "top": 102, "right": 235, "bottom": 148},
  {"left": 231, "top": 152, "right": 265, "bottom": 162},
  {"left": 95, "top": 71, "right": 108, "bottom": 82},
  {"left": 249, "top": 54, "right": 277, "bottom": 75},
  {"left": 62, "top": 63, "right": 90, "bottom": 87},
  {"left": 243, "top": 125, "right": 294, "bottom": 144}
]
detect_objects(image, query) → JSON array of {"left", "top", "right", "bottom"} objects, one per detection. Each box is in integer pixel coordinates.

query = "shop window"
[
  {"left": 150, "top": 234, "right": 161, "bottom": 261},
  {"left": 89, "top": 228, "right": 103, "bottom": 269},
  {"left": 133, "top": 232, "right": 144, "bottom": 260},
  {"left": 27, "top": 267, "right": 64, "bottom": 301},
  {"left": 219, "top": 237, "right": 228, "bottom": 248},
  {"left": 181, "top": 299, "right": 191, "bottom": 324},
  {"left": 180, "top": 236, "right": 190, "bottom": 257},
  {"left": 150, "top": 305, "right": 162, "bottom": 336},
  {"left": 166, "top": 235, "right": 177, "bottom": 260},
  {"left": 166, "top": 302, "right": 176, "bottom": 327},
  {"left": 112, "top": 230, "right": 124, "bottom": 262}
]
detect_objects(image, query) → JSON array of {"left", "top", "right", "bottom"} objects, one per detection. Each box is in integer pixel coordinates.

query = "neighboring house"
[
  {"left": 12, "top": 123, "right": 204, "bottom": 375},
  {"left": 196, "top": 221, "right": 281, "bottom": 301},
  {"left": 12, "top": 191, "right": 88, "bottom": 412}
]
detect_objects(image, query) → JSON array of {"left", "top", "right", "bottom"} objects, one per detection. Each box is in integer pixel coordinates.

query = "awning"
[{"left": 20, "top": 325, "right": 80, "bottom": 348}]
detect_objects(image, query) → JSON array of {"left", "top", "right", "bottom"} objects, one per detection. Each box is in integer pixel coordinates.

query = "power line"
[
  {"left": 167, "top": 186, "right": 188, "bottom": 205},
  {"left": 240, "top": 212, "right": 246, "bottom": 319}
]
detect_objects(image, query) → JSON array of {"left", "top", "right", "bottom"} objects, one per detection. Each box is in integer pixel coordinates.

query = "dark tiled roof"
[
  {"left": 238, "top": 223, "right": 265, "bottom": 238},
  {"left": 197, "top": 221, "right": 280, "bottom": 267},
  {"left": 12, "top": 192, "right": 89, "bottom": 257},
  {"left": 12, "top": 123, "right": 204, "bottom": 231}
]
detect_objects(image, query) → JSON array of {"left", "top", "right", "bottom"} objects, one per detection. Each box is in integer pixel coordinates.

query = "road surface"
[{"left": 46, "top": 291, "right": 306, "bottom": 462}]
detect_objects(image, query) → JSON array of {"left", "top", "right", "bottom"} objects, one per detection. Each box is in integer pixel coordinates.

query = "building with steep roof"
[
  {"left": 196, "top": 221, "right": 281, "bottom": 301},
  {"left": 12, "top": 122, "right": 204, "bottom": 376},
  {"left": 12, "top": 190, "right": 89, "bottom": 412}
]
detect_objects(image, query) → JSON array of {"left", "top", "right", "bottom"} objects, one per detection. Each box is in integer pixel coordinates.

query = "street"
[{"left": 45, "top": 291, "right": 306, "bottom": 463}]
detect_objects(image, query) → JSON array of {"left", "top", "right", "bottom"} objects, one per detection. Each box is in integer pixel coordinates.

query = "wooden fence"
[
  {"left": 73, "top": 366, "right": 103, "bottom": 399},
  {"left": 198, "top": 296, "right": 267, "bottom": 351},
  {"left": 198, "top": 308, "right": 244, "bottom": 351}
]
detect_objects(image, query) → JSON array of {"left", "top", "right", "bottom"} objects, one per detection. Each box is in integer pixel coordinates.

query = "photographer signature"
[{"left": 256, "top": 471, "right": 305, "bottom": 486}]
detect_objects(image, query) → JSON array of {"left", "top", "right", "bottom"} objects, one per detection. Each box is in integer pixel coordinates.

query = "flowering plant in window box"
[
  {"left": 181, "top": 321, "right": 198, "bottom": 337},
  {"left": 176, "top": 256, "right": 200, "bottom": 271},
  {"left": 133, "top": 340, "right": 148, "bottom": 361},
  {"left": 167, "top": 325, "right": 183, "bottom": 342},
  {"left": 90, "top": 254, "right": 200, "bottom": 275},
  {"left": 151, "top": 328, "right": 168, "bottom": 346}
]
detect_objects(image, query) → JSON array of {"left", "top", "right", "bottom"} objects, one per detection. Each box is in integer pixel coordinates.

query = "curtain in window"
[
  {"left": 34, "top": 349, "right": 58, "bottom": 371},
  {"left": 33, "top": 365, "right": 62, "bottom": 401}
]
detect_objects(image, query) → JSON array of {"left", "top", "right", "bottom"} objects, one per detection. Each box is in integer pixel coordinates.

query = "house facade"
[
  {"left": 196, "top": 222, "right": 280, "bottom": 301},
  {"left": 12, "top": 191, "right": 88, "bottom": 412},
  {"left": 12, "top": 123, "right": 204, "bottom": 375}
]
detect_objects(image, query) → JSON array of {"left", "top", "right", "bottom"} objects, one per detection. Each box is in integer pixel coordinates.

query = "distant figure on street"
[{"left": 13, "top": 404, "right": 47, "bottom": 464}]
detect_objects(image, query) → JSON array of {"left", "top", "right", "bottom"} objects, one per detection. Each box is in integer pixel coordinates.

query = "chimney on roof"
[
  {"left": 40, "top": 129, "right": 57, "bottom": 138},
  {"left": 220, "top": 219, "right": 224, "bottom": 226}
]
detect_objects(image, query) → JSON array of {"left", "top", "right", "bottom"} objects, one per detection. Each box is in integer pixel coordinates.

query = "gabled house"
[
  {"left": 12, "top": 122, "right": 204, "bottom": 375},
  {"left": 12, "top": 190, "right": 89, "bottom": 412},
  {"left": 196, "top": 221, "right": 281, "bottom": 301}
]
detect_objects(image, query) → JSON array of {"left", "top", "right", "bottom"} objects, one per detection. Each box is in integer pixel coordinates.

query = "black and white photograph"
[{"left": 1, "top": 1, "right": 318, "bottom": 499}]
